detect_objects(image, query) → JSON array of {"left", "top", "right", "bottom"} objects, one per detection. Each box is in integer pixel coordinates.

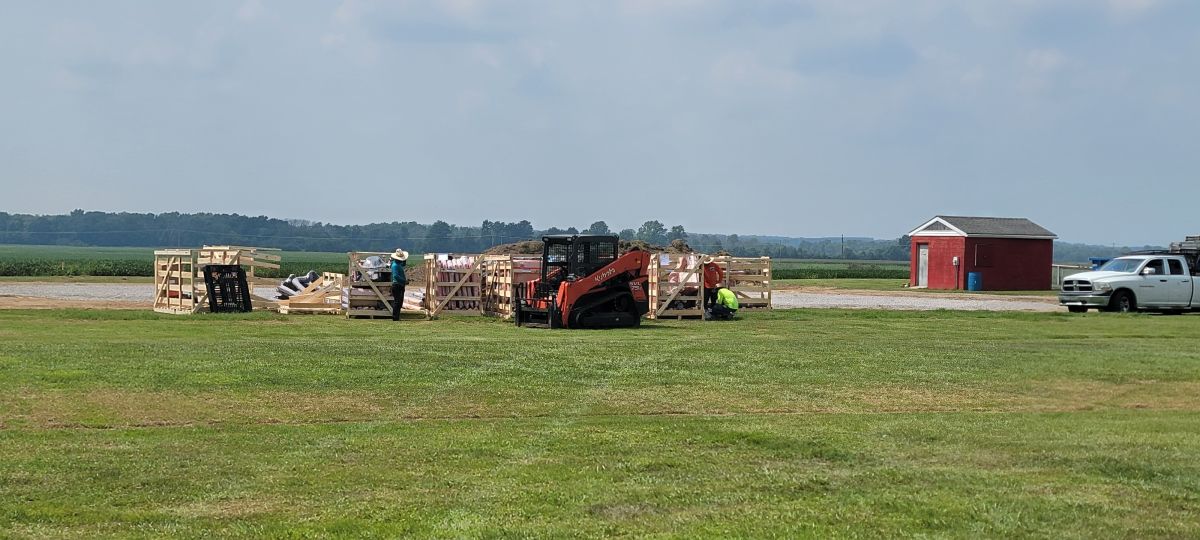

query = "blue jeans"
[
  {"left": 710, "top": 304, "right": 737, "bottom": 320},
  {"left": 392, "top": 283, "right": 405, "bottom": 320}
]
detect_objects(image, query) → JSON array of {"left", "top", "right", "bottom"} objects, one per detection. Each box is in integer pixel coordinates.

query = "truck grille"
[{"left": 1062, "top": 279, "right": 1092, "bottom": 292}]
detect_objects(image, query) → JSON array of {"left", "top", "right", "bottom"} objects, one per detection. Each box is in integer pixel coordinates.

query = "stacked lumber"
[
  {"left": 1170, "top": 236, "right": 1200, "bottom": 252},
  {"left": 278, "top": 273, "right": 345, "bottom": 315}
]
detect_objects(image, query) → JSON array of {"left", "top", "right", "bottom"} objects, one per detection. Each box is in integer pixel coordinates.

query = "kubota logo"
[{"left": 594, "top": 268, "right": 617, "bottom": 282}]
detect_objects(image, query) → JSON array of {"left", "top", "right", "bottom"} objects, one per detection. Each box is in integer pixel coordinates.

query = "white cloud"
[
  {"left": 1026, "top": 48, "right": 1066, "bottom": 73},
  {"left": 334, "top": 0, "right": 365, "bottom": 24},
  {"left": 617, "top": 0, "right": 713, "bottom": 18},
  {"left": 709, "top": 51, "right": 801, "bottom": 92},
  {"left": 236, "top": 0, "right": 264, "bottom": 22},
  {"left": 437, "top": 0, "right": 485, "bottom": 19},
  {"left": 1108, "top": 0, "right": 1160, "bottom": 18}
]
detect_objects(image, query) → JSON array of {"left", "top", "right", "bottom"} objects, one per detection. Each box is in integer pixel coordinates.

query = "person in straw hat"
[
  {"left": 390, "top": 248, "right": 409, "bottom": 321},
  {"left": 701, "top": 255, "right": 725, "bottom": 311}
]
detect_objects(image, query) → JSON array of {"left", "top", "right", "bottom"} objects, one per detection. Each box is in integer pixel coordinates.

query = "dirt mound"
[
  {"left": 621, "top": 239, "right": 694, "bottom": 254},
  {"left": 484, "top": 241, "right": 545, "bottom": 255},
  {"left": 486, "top": 238, "right": 696, "bottom": 256},
  {"left": 405, "top": 263, "right": 428, "bottom": 285}
]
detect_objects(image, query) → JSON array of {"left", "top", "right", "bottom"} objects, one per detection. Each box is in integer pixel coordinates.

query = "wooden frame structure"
[
  {"left": 278, "top": 272, "right": 346, "bottom": 315},
  {"left": 647, "top": 253, "right": 705, "bottom": 319},
  {"left": 153, "top": 249, "right": 199, "bottom": 314},
  {"left": 479, "top": 255, "right": 542, "bottom": 319},
  {"left": 715, "top": 256, "right": 772, "bottom": 310},
  {"left": 153, "top": 246, "right": 281, "bottom": 314},
  {"left": 345, "top": 252, "right": 420, "bottom": 319},
  {"left": 423, "top": 254, "right": 484, "bottom": 318}
]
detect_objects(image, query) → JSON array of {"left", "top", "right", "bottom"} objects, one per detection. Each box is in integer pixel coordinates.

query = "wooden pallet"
[
  {"left": 345, "top": 252, "right": 426, "bottom": 319},
  {"left": 153, "top": 246, "right": 281, "bottom": 314},
  {"left": 480, "top": 255, "right": 542, "bottom": 319},
  {"left": 424, "top": 253, "right": 484, "bottom": 318},
  {"left": 715, "top": 256, "right": 772, "bottom": 310},
  {"left": 647, "top": 253, "right": 705, "bottom": 319}
]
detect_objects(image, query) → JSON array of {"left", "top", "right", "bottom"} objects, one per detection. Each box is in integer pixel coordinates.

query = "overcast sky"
[{"left": 1, "top": 0, "right": 1197, "bottom": 245}]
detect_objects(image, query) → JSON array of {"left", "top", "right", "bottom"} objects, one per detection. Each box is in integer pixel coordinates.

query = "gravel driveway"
[
  {"left": 0, "top": 283, "right": 276, "bottom": 305},
  {"left": 771, "top": 290, "right": 1059, "bottom": 312},
  {"left": 1, "top": 282, "right": 1062, "bottom": 312}
]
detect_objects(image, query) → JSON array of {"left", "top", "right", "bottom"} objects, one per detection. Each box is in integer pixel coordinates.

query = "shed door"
[{"left": 917, "top": 244, "right": 929, "bottom": 288}]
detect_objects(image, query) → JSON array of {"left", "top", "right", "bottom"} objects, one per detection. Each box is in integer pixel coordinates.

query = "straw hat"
[
  {"left": 391, "top": 249, "right": 409, "bottom": 262},
  {"left": 702, "top": 255, "right": 715, "bottom": 264}
]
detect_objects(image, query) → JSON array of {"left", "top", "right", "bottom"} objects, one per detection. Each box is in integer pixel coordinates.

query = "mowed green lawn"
[{"left": 1, "top": 309, "right": 1198, "bottom": 537}]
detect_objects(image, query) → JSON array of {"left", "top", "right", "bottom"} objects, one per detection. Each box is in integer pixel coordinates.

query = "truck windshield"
[{"left": 1098, "top": 259, "right": 1143, "bottom": 273}]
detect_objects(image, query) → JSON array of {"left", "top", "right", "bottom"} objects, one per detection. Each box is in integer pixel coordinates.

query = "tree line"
[
  {"left": 0, "top": 211, "right": 919, "bottom": 260},
  {"left": 0, "top": 211, "right": 1156, "bottom": 262}
]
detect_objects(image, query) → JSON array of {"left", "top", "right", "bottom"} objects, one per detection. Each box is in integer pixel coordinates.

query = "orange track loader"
[{"left": 513, "top": 235, "right": 650, "bottom": 328}]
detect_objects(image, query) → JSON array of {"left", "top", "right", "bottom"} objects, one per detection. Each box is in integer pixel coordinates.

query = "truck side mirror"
[{"left": 1142, "top": 267, "right": 1157, "bottom": 276}]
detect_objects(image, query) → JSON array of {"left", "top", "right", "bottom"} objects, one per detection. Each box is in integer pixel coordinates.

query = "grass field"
[
  {"left": 0, "top": 245, "right": 351, "bottom": 263},
  {"left": 0, "top": 244, "right": 383, "bottom": 278},
  {"left": 0, "top": 245, "right": 915, "bottom": 280},
  {"left": 1, "top": 309, "right": 1198, "bottom": 536},
  {"left": 772, "top": 258, "right": 909, "bottom": 269},
  {"left": 771, "top": 259, "right": 910, "bottom": 280}
]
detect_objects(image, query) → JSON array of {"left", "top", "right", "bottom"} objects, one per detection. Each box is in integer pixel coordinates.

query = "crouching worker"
[
  {"left": 707, "top": 286, "right": 739, "bottom": 320},
  {"left": 390, "top": 248, "right": 409, "bottom": 321}
]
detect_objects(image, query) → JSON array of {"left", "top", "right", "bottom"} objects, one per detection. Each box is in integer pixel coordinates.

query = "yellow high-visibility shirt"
[{"left": 716, "top": 288, "right": 739, "bottom": 310}]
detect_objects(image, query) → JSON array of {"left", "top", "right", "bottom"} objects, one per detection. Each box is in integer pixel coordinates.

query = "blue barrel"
[{"left": 967, "top": 272, "right": 983, "bottom": 291}]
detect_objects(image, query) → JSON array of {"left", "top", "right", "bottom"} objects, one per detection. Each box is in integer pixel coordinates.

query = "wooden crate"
[
  {"left": 153, "top": 246, "right": 281, "bottom": 314},
  {"left": 345, "top": 252, "right": 421, "bottom": 319},
  {"left": 715, "top": 256, "right": 772, "bottom": 310},
  {"left": 647, "top": 253, "right": 705, "bottom": 319},
  {"left": 199, "top": 246, "right": 281, "bottom": 311},
  {"left": 480, "top": 255, "right": 542, "bottom": 319},
  {"left": 424, "top": 254, "right": 484, "bottom": 318},
  {"left": 153, "top": 249, "right": 200, "bottom": 314},
  {"left": 278, "top": 272, "right": 345, "bottom": 315}
]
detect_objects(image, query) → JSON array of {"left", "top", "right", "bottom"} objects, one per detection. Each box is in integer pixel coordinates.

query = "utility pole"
[{"left": 841, "top": 234, "right": 845, "bottom": 259}]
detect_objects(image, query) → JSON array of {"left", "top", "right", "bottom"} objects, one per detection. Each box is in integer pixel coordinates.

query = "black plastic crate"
[{"left": 202, "top": 265, "right": 254, "bottom": 313}]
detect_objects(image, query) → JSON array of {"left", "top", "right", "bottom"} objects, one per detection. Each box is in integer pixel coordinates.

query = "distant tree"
[
  {"left": 565, "top": 227, "right": 579, "bottom": 235},
  {"left": 545, "top": 227, "right": 566, "bottom": 235},
  {"left": 509, "top": 220, "right": 534, "bottom": 240},
  {"left": 618, "top": 228, "right": 636, "bottom": 240},
  {"left": 637, "top": 220, "right": 667, "bottom": 244},
  {"left": 586, "top": 221, "right": 610, "bottom": 235},
  {"left": 668, "top": 225, "right": 687, "bottom": 241},
  {"left": 425, "top": 220, "right": 452, "bottom": 252}
]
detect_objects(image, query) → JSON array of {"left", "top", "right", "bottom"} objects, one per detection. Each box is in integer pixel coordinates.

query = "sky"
[{"left": 0, "top": 0, "right": 1197, "bottom": 245}]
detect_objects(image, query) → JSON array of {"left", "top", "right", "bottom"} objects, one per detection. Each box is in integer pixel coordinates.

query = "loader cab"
[{"left": 540, "top": 235, "right": 619, "bottom": 286}]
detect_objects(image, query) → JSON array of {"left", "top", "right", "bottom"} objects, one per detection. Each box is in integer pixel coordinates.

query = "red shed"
[{"left": 907, "top": 216, "right": 1056, "bottom": 291}]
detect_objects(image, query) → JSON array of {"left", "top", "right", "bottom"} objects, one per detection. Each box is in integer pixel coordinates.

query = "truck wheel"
[
  {"left": 1067, "top": 306, "right": 1087, "bottom": 313},
  {"left": 1108, "top": 290, "right": 1136, "bottom": 313}
]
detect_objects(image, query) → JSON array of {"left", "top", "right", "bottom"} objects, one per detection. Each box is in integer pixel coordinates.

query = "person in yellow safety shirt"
[{"left": 707, "top": 286, "right": 739, "bottom": 320}]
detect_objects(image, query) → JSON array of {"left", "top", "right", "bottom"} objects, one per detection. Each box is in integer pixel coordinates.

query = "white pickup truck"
[{"left": 1059, "top": 254, "right": 1198, "bottom": 313}]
